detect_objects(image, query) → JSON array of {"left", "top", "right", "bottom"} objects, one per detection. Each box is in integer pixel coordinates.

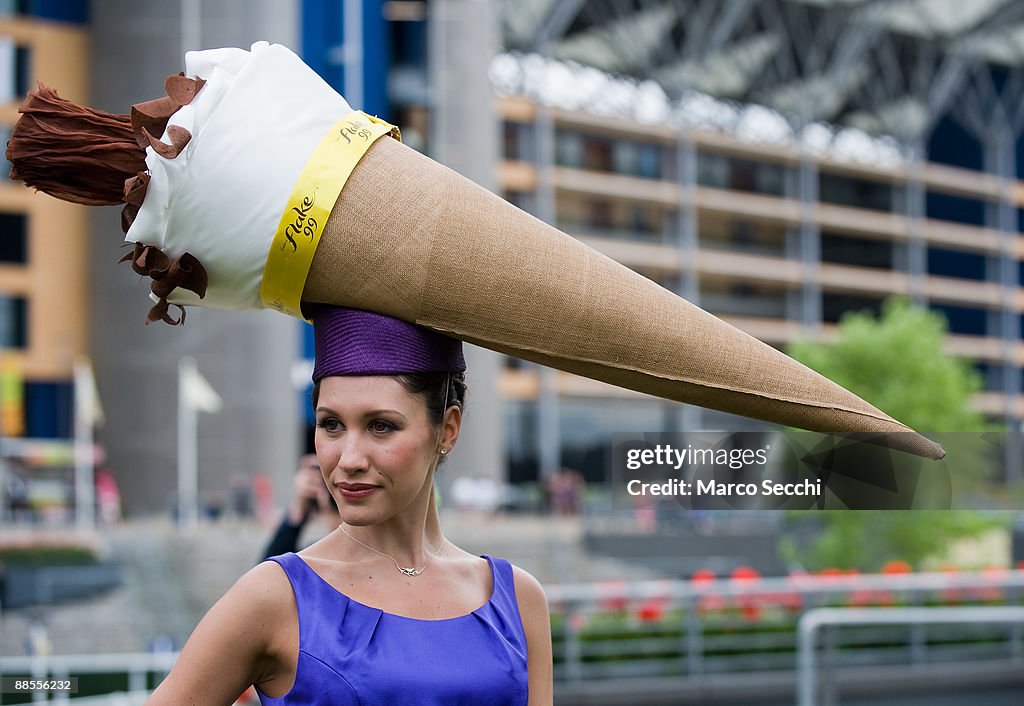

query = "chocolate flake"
[{"left": 7, "top": 78, "right": 211, "bottom": 326}]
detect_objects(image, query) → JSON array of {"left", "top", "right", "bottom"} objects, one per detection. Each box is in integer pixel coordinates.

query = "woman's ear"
[{"left": 440, "top": 404, "right": 462, "bottom": 453}]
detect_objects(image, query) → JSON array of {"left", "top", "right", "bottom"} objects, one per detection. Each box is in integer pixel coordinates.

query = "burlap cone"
[{"left": 304, "top": 137, "right": 943, "bottom": 460}]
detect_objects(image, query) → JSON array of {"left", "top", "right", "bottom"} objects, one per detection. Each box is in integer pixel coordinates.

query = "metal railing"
[
  {"left": 797, "top": 606, "right": 1024, "bottom": 706},
  {"left": 545, "top": 569, "right": 1024, "bottom": 683},
  {"left": 0, "top": 653, "right": 175, "bottom": 705}
]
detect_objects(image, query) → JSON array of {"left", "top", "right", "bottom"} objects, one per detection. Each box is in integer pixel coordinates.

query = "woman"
[{"left": 146, "top": 307, "right": 553, "bottom": 705}]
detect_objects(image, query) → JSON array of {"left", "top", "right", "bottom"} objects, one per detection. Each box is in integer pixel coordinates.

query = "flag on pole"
[
  {"left": 73, "top": 356, "right": 105, "bottom": 428},
  {"left": 182, "top": 361, "right": 222, "bottom": 414}
]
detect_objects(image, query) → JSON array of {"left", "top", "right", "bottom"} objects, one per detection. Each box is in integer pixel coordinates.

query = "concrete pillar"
[{"left": 428, "top": 0, "right": 507, "bottom": 487}]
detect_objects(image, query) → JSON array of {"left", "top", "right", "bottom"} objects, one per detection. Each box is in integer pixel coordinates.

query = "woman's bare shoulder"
[
  {"left": 142, "top": 561, "right": 296, "bottom": 705},
  {"left": 510, "top": 564, "right": 547, "bottom": 610}
]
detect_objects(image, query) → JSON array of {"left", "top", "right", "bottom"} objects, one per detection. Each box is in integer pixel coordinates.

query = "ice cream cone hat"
[{"left": 6, "top": 42, "right": 943, "bottom": 459}]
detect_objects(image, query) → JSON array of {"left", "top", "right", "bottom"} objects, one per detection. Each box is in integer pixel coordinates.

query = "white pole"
[
  {"left": 344, "top": 0, "right": 363, "bottom": 109},
  {"left": 177, "top": 357, "right": 198, "bottom": 534},
  {"left": 181, "top": 0, "right": 201, "bottom": 58},
  {"left": 73, "top": 357, "right": 95, "bottom": 532}
]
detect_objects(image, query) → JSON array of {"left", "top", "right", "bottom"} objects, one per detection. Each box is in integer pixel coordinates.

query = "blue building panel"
[
  {"left": 302, "top": 0, "right": 392, "bottom": 119},
  {"left": 27, "top": 0, "right": 89, "bottom": 24},
  {"left": 24, "top": 380, "right": 73, "bottom": 439}
]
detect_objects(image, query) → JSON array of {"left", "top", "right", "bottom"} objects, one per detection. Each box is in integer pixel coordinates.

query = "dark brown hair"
[{"left": 312, "top": 372, "right": 467, "bottom": 427}]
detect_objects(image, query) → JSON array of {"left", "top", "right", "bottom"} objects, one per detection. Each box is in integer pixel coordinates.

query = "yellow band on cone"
[{"left": 261, "top": 111, "right": 400, "bottom": 319}]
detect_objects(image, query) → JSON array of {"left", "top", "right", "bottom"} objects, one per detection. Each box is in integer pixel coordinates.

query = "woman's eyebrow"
[{"left": 315, "top": 406, "right": 407, "bottom": 421}]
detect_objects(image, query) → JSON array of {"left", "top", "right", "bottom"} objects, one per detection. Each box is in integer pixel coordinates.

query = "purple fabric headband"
[{"left": 311, "top": 306, "right": 466, "bottom": 383}]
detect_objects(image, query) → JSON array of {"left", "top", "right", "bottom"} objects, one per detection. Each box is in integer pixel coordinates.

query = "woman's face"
[{"left": 314, "top": 375, "right": 456, "bottom": 525}]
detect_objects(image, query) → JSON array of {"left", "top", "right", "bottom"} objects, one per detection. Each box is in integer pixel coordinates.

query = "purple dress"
[{"left": 256, "top": 552, "right": 530, "bottom": 705}]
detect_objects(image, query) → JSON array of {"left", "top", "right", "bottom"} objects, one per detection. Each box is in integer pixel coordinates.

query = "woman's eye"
[
  {"left": 317, "top": 418, "right": 342, "bottom": 432},
  {"left": 369, "top": 420, "right": 394, "bottom": 433}
]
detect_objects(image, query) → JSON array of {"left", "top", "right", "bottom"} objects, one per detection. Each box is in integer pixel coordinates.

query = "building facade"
[
  {"left": 0, "top": 5, "right": 89, "bottom": 514},
  {"left": 496, "top": 94, "right": 1024, "bottom": 484}
]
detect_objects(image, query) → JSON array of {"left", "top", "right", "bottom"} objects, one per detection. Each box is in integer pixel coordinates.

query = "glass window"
[
  {"left": 700, "top": 280, "right": 788, "bottom": 319},
  {"left": 25, "top": 381, "right": 73, "bottom": 439},
  {"left": 930, "top": 303, "right": 987, "bottom": 336},
  {"left": 555, "top": 130, "right": 583, "bottom": 169},
  {"left": 822, "top": 232, "right": 893, "bottom": 270},
  {"left": 612, "top": 141, "right": 636, "bottom": 176},
  {"left": 928, "top": 247, "right": 986, "bottom": 281},
  {"left": 503, "top": 122, "right": 521, "bottom": 161},
  {"left": 0, "top": 295, "right": 27, "bottom": 348},
  {"left": 822, "top": 293, "right": 883, "bottom": 324},
  {"left": 582, "top": 135, "right": 613, "bottom": 172},
  {"left": 636, "top": 143, "right": 661, "bottom": 179},
  {"left": 14, "top": 45, "right": 30, "bottom": 97},
  {"left": 505, "top": 400, "right": 539, "bottom": 484},
  {"left": 560, "top": 399, "right": 668, "bottom": 484},
  {"left": 820, "top": 173, "right": 893, "bottom": 211},
  {"left": 697, "top": 151, "right": 788, "bottom": 196},
  {"left": 0, "top": 212, "right": 27, "bottom": 263}
]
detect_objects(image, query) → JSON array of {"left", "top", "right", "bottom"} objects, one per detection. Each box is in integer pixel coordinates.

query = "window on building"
[
  {"left": 636, "top": 143, "right": 662, "bottom": 179},
  {"left": 505, "top": 399, "right": 539, "bottom": 485},
  {"left": 503, "top": 122, "right": 523, "bottom": 161},
  {"left": 822, "top": 232, "right": 893, "bottom": 270},
  {"left": 554, "top": 130, "right": 583, "bottom": 169},
  {"left": 820, "top": 173, "right": 893, "bottom": 211},
  {"left": 928, "top": 247, "right": 986, "bottom": 281},
  {"left": 926, "top": 191, "right": 984, "bottom": 226},
  {"left": 701, "top": 280, "right": 788, "bottom": 319},
  {"left": 0, "top": 295, "right": 27, "bottom": 348},
  {"left": 697, "top": 152, "right": 787, "bottom": 196},
  {"left": 559, "top": 399, "right": 668, "bottom": 484},
  {"left": 557, "top": 196, "right": 662, "bottom": 242},
  {"left": 612, "top": 140, "right": 636, "bottom": 176},
  {"left": 698, "top": 214, "right": 786, "bottom": 256},
  {"left": 25, "top": 380, "right": 73, "bottom": 439},
  {"left": 0, "top": 212, "right": 27, "bottom": 263},
  {"left": 929, "top": 304, "right": 987, "bottom": 336},
  {"left": 582, "top": 135, "right": 613, "bottom": 172},
  {"left": 14, "top": 44, "right": 30, "bottom": 96},
  {"left": 822, "top": 293, "right": 883, "bottom": 324}
]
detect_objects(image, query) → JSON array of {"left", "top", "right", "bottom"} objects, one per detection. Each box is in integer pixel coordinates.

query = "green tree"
[
  {"left": 788, "top": 298, "right": 984, "bottom": 432},
  {"left": 783, "top": 298, "right": 1005, "bottom": 571}
]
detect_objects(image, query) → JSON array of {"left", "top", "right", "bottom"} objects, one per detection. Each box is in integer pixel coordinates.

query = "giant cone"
[
  {"left": 305, "top": 137, "right": 943, "bottom": 459},
  {"left": 5, "top": 42, "right": 944, "bottom": 460}
]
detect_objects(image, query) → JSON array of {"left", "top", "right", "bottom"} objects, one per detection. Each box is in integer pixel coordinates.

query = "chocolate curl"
[
  {"left": 146, "top": 298, "right": 187, "bottom": 326},
  {"left": 164, "top": 73, "right": 207, "bottom": 106},
  {"left": 130, "top": 97, "right": 179, "bottom": 149},
  {"left": 6, "top": 84, "right": 147, "bottom": 206},
  {"left": 141, "top": 124, "right": 192, "bottom": 160}
]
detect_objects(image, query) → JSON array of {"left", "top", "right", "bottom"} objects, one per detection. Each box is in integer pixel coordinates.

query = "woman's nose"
[{"left": 336, "top": 433, "right": 369, "bottom": 472}]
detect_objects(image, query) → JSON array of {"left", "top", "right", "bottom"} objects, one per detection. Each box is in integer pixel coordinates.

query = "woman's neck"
[{"left": 339, "top": 484, "right": 446, "bottom": 566}]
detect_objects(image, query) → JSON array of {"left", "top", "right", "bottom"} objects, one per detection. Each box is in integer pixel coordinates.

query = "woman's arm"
[
  {"left": 145, "top": 561, "right": 294, "bottom": 705},
  {"left": 513, "top": 566, "right": 554, "bottom": 706}
]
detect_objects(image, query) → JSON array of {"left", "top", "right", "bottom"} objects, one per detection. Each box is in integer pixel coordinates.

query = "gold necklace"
[{"left": 337, "top": 523, "right": 444, "bottom": 576}]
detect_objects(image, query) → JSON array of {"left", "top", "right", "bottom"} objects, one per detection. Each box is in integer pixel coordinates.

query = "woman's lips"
[{"left": 336, "top": 483, "right": 379, "bottom": 500}]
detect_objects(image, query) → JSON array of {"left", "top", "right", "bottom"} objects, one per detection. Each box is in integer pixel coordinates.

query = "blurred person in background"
[{"left": 260, "top": 454, "right": 338, "bottom": 559}]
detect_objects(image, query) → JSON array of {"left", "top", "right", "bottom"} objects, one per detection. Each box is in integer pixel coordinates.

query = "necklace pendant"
[{"left": 399, "top": 566, "right": 422, "bottom": 577}]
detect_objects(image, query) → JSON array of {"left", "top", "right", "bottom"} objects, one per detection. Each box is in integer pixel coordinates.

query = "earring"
[{"left": 439, "top": 448, "right": 447, "bottom": 455}]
